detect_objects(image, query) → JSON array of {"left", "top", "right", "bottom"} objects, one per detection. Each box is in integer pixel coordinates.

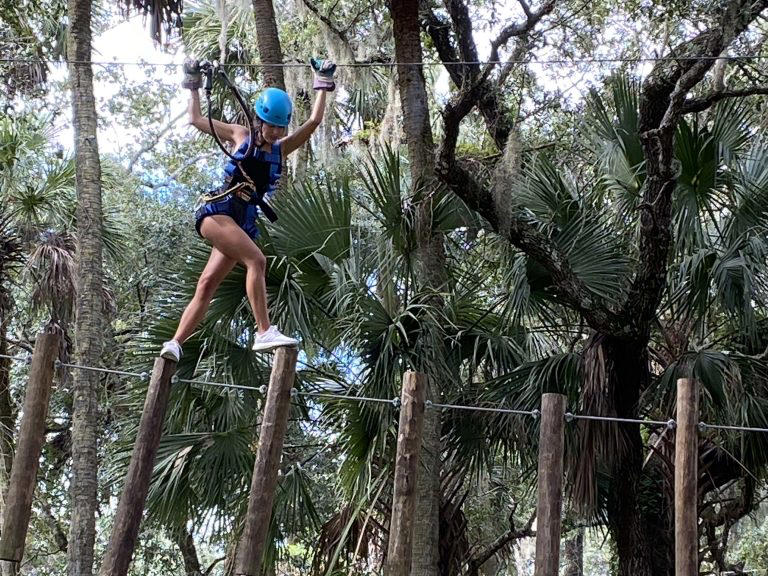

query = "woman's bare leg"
[
  {"left": 199, "top": 215, "right": 271, "bottom": 334},
  {"left": 172, "top": 246, "right": 237, "bottom": 344}
]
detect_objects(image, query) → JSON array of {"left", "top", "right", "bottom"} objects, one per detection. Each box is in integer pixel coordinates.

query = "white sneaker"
[
  {"left": 252, "top": 326, "right": 299, "bottom": 352},
  {"left": 160, "top": 339, "right": 182, "bottom": 362}
]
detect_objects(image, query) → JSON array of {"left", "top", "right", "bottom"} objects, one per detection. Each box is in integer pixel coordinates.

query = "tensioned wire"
[
  {"left": 0, "top": 54, "right": 767, "bottom": 68},
  {"left": 4, "top": 351, "right": 768, "bottom": 432}
]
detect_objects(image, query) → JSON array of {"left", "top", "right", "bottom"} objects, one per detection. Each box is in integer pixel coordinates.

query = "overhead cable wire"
[{"left": 1, "top": 54, "right": 767, "bottom": 69}]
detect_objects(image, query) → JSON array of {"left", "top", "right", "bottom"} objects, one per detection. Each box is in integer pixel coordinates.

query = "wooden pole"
[
  {"left": 0, "top": 327, "right": 61, "bottom": 564},
  {"left": 675, "top": 378, "right": 699, "bottom": 576},
  {"left": 234, "top": 347, "right": 298, "bottom": 576},
  {"left": 98, "top": 357, "right": 177, "bottom": 576},
  {"left": 534, "top": 393, "right": 566, "bottom": 576},
  {"left": 384, "top": 371, "right": 427, "bottom": 576}
]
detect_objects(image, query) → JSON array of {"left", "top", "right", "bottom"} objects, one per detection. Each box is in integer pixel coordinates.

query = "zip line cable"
[
  {"left": 4, "top": 351, "right": 768, "bottom": 432},
  {"left": 0, "top": 54, "right": 767, "bottom": 69}
]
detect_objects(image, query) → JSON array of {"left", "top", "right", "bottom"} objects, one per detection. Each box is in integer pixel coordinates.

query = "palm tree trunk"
[
  {"left": 250, "top": 0, "right": 285, "bottom": 90},
  {"left": 389, "top": 3, "right": 445, "bottom": 575},
  {"left": 66, "top": 0, "right": 104, "bottom": 574}
]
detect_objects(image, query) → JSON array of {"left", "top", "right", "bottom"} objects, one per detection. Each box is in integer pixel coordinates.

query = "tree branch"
[
  {"left": 424, "top": 0, "right": 554, "bottom": 149},
  {"left": 434, "top": 1, "right": 620, "bottom": 333},
  {"left": 437, "top": 158, "right": 620, "bottom": 332},
  {"left": 625, "top": 0, "right": 768, "bottom": 333},
  {"left": 681, "top": 84, "right": 768, "bottom": 113},
  {"left": 127, "top": 110, "right": 185, "bottom": 172},
  {"left": 420, "top": 5, "right": 462, "bottom": 87},
  {"left": 203, "top": 556, "right": 227, "bottom": 576},
  {"left": 481, "top": 0, "right": 555, "bottom": 83},
  {"left": 467, "top": 512, "right": 535, "bottom": 575},
  {"left": 446, "top": 0, "right": 479, "bottom": 75},
  {"left": 300, "top": 0, "right": 348, "bottom": 44},
  {"left": 174, "top": 525, "right": 203, "bottom": 575}
]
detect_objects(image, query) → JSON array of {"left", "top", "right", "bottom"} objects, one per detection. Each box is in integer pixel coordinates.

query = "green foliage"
[
  {"left": 6, "top": 2, "right": 768, "bottom": 574},
  {"left": 731, "top": 511, "right": 768, "bottom": 572}
]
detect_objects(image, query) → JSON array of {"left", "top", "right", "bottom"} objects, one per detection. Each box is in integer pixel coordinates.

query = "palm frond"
[
  {"left": 583, "top": 73, "right": 645, "bottom": 219},
  {"left": 120, "top": 0, "right": 183, "bottom": 43},
  {"left": 26, "top": 230, "right": 76, "bottom": 323}
]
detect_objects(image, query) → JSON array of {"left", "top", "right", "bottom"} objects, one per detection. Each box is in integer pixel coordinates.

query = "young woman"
[{"left": 160, "top": 58, "right": 336, "bottom": 361}]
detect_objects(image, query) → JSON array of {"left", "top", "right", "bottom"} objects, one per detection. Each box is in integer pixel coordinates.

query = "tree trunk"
[
  {"left": 385, "top": 372, "right": 427, "bottom": 576},
  {"left": 250, "top": 0, "right": 285, "bottom": 90},
  {"left": 66, "top": 0, "right": 104, "bottom": 574},
  {"left": 0, "top": 317, "right": 14, "bottom": 526},
  {"left": 175, "top": 528, "right": 203, "bottom": 576},
  {"left": 563, "top": 529, "right": 584, "bottom": 576},
  {"left": 598, "top": 337, "right": 672, "bottom": 576},
  {"left": 410, "top": 408, "right": 440, "bottom": 576},
  {"left": 389, "top": 2, "right": 446, "bottom": 575}
]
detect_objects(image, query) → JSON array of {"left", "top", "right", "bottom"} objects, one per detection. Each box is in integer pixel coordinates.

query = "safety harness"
[{"left": 197, "top": 61, "right": 280, "bottom": 223}]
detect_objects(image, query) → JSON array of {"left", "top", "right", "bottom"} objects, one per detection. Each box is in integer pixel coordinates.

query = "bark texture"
[
  {"left": 389, "top": 2, "right": 446, "bottom": 574},
  {"left": 235, "top": 347, "right": 298, "bottom": 576},
  {"left": 67, "top": 0, "right": 104, "bottom": 573},
  {"left": 384, "top": 371, "right": 427, "bottom": 576},
  {"left": 99, "top": 358, "right": 176, "bottom": 576},
  {"left": 411, "top": 408, "right": 441, "bottom": 576},
  {"left": 533, "top": 394, "right": 566, "bottom": 576},
  {"left": 0, "top": 327, "right": 13, "bottom": 526},
  {"left": 0, "top": 328, "right": 61, "bottom": 564},
  {"left": 251, "top": 0, "right": 285, "bottom": 90},
  {"left": 175, "top": 528, "right": 203, "bottom": 576}
]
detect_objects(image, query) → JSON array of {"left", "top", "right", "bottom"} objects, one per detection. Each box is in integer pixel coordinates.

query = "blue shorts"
[{"left": 194, "top": 193, "right": 261, "bottom": 241}]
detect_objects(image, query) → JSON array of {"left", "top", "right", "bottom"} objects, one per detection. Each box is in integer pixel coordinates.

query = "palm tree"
[
  {"left": 66, "top": 0, "right": 106, "bottom": 573},
  {"left": 445, "top": 75, "right": 768, "bottom": 575},
  {"left": 112, "top": 133, "right": 532, "bottom": 574}
]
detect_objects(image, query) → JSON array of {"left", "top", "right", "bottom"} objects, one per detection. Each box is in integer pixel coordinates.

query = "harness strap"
[{"left": 202, "top": 180, "right": 278, "bottom": 223}]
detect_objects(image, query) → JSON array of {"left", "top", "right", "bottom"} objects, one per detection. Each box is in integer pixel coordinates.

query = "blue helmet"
[{"left": 254, "top": 87, "right": 292, "bottom": 127}]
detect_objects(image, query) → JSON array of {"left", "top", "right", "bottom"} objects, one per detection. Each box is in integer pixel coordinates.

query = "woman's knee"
[
  {"left": 196, "top": 271, "right": 221, "bottom": 299},
  {"left": 244, "top": 250, "right": 267, "bottom": 273}
]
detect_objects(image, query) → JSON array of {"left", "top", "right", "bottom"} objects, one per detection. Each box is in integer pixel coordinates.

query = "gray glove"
[
  {"left": 182, "top": 58, "right": 202, "bottom": 90},
  {"left": 311, "top": 58, "right": 337, "bottom": 91}
]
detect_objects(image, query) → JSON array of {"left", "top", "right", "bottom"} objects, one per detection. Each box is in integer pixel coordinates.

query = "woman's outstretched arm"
[
  {"left": 280, "top": 89, "right": 327, "bottom": 156},
  {"left": 188, "top": 89, "right": 249, "bottom": 147}
]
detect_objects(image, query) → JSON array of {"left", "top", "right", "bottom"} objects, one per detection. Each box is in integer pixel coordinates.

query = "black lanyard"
[{"left": 198, "top": 60, "right": 257, "bottom": 161}]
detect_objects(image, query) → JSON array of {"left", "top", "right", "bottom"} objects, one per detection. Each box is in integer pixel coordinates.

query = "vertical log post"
[
  {"left": 234, "top": 346, "right": 298, "bottom": 576},
  {"left": 384, "top": 371, "right": 427, "bottom": 576},
  {"left": 0, "top": 327, "right": 61, "bottom": 564},
  {"left": 98, "top": 357, "right": 177, "bottom": 576},
  {"left": 534, "top": 393, "right": 567, "bottom": 576},
  {"left": 675, "top": 378, "right": 699, "bottom": 576}
]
